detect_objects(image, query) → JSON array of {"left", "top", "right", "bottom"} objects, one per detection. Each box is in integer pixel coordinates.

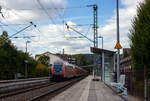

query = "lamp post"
[
  {"left": 25, "top": 41, "right": 30, "bottom": 78},
  {"left": 98, "top": 36, "right": 103, "bottom": 49},
  {"left": 26, "top": 41, "right": 30, "bottom": 53},
  {"left": 98, "top": 36, "right": 105, "bottom": 82}
]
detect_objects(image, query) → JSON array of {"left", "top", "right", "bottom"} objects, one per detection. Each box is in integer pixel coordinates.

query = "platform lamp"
[
  {"left": 25, "top": 40, "right": 30, "bottom": 78},
  {"left": 98, "top": 36, "right": 105, "bottom": 82}
]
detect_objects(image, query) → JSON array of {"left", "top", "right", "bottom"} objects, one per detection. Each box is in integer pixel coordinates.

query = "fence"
[{"left": 121, "top": 68, "right": 150, "bottom": 101}]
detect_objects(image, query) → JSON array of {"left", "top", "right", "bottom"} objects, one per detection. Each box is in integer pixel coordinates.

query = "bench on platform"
[{"left": 110, "top": 74, "right": 127, "bottom": 95}]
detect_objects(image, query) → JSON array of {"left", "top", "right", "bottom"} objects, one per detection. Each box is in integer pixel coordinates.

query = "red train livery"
[{"left": 51, "top": 60, "right": 88, "bottom": 79}]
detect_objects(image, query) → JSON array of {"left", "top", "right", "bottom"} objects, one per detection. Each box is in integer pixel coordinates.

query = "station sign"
[
  {"left": 24, "top": 60, "right": 28, "bottom": 63},
  {"left": 49, "top": 64, "right": 52, "bottom": 67}
]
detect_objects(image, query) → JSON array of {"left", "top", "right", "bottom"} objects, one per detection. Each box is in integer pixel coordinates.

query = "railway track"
[
  {"left": 0, "top": 77, "right": 50, "bottom": 94},
  {"left": 29, "top": 77, "right": 85, "bottom": 101},
  {"left": 0, "top": 81, "right": 56, "bottom": 101},
  {"left": 0, "top": 77, "right": 85, "bottom": 101},
  {"left": 0, "top": 77, "right": 50, "bottom": 84}
]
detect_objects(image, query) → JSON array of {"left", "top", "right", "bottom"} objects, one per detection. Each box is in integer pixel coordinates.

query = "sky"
[{"left": 0, "top": 0, "right": 144, "bottom": 56}]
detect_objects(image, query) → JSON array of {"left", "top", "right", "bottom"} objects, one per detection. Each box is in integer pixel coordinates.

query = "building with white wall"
[{"left": 35, "top": 52, "right": 63, "bottom": 65}]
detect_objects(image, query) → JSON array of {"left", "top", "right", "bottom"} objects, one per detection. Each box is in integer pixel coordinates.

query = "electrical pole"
[
  {"left": 92, "top": 4, "right": 98, "bottom": 79},
  {"left": 66, "top": 4, "right": 99, "bottom": 79},
  {"left": 116, "top": 0, "right": 120, "bottom": 83},
  {"left": 93, "top": 5, "right": 98, "bottom": 48}
]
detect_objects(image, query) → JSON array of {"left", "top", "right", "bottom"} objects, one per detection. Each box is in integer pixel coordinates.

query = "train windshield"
[{"left": 54, "top": 65, "right": 62, "bottom": 73}]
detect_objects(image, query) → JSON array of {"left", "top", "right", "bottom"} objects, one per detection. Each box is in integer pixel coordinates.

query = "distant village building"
[
  {"left": 35, "top": 52, "right": 77, "bottom": 65},
  {"left": 55, "top": 53, "right": 76, "bottom": 65},
  {"left": 35, "top": 52, "right": 63, "bottom": 65}
]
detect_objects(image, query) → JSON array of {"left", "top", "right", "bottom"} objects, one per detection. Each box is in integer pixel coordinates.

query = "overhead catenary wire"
[
  {"left": 0, "top": 5, "right": 43, "bottom": 42},
  {"left": 1, "top": 2, "right": 94, "bottom": 42},
  {"left": 0, "top": 21, "right": 18, "bottom": 32},
  {"left": 0, "top": 24, "right": 4, "bottom": 31},
  {"left": 36, "top": 0, "right": 57, "bottom": 25},
  {"left": 0, "top": 6, "right": 31, "bottom": 33},
  {"left": 65, "top": 23, "right": 94, "bottom": 43},
  {"left": 5, "top": 4, "right": 60, "bottom": 42},
  {"left": 13, "top": 35, "right": 36, "bottom": 39},
  {"left": 9, "top": 22, "right": 34, "bottom": 39},
  {"left": 1, "top": 2, "right": 91, "bottom": 40},
  {"left": 0, "top": 24, "right": 28, "bottom": 26},
  {"left": 51, "top": 3, "right": 93, "bottom": 40},
  {"left": 32, "top": 25, "right": 41, "bottom": 42},
  {"left": 36, "top": 0, "right": 67, "bottom": 39},
  {"left": 49, "top": 1, "right": 70, "bottom": 39},
  {"left": 2, "top": 5, "right": 88, "bottom": 11}
]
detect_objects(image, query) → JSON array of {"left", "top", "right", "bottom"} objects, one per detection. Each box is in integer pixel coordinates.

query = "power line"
[
  {"left": 0, "top": 23, "right": 28, "bottom": 26},
  {"left": 9, "top": 22, "right": 34, "bottom": 39},
  {"left": 1, "top": 6, "right": 42, "bottom": 41},
  {"left": 2, "top": 6, "right": 88, "bottom": 11},
  {"left": 65, "top": 23, "right": 94, "bottom": 43},
  {"left": 13, "top": 35, "right": 36, "bottom": 39},
  {"left": 70, "top": 24, "right": 93, "bottom": 26},
  {"left": 48, "top": 0, "right": 69, "bottom": 39},
  {"left": 0, "top": 21, "right": 18, "bottom": 32},
  {"left": 36, "top": 0, "right": 58, "bottom": 25},
  {"left": 0, "top": 8, "right": 31, "bottom": 33},
  {"left": 36, "top": 0, "right": 67, "bottom": 39}
]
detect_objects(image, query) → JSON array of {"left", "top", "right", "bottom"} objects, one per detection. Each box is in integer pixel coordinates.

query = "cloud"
[
  {"left": 12, "top": 22, "right": 92, "bottom": 56},
  {"left": 121, "top": 0, "right": 144, "bottom": 7},
  {"left": 100, "top": 0, "right": 144, "bottom": 52},
  {"left": 1, "top": 0, "right": 145, "bottom": 56},
  {"left": 0, "top": 0, "right": 67, "bottom": 23}
]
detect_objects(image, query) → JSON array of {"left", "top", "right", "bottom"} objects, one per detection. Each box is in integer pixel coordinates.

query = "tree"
[
  {"left": 38, "top": 55, "right": 50, "bottom": 66},
  {"left": 129, "top": 0, "right": 150, "bottom": 70},
  {"left": 35, "top": 64, "right": 49, "bottom": 77},
  {"left": 0, "top": 31, "right": 38, "bottom": 79},
  {"left": 0, "top": 31, "right": 11, "bottom": 45},
  {"left": 75, "top": 54, "right": 90, "bottom": 66},
  {"left": 36, "top": 55, "right": 50, "bottom": 77},
  {"left": 123, "top": 51, "right": 129, "bottom": 58},
  {"left": 0, "top": 31, "right": 17, "bottom": 79}
]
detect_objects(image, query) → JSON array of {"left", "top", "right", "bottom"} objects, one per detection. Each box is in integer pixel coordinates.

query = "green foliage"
[
  {"left": 75, "top": 54, "right": 90, "bottom": 66},
  {"left": 123, "top": 51, "right": 129, "bottom": 58},
  {"left": 0, "top": 31, "right": 38, "bottom": 80},
  {"left": 35, "top": 64, "right": 49, "bottom": 77},
  {"left": 37, "top": 55, "right": 49, "bottom": 66},
  {"left": 129, "top": 0, "right": 150, "bottom": 71},
  {"left": 0, "top": 31, "right": 11, "bottom": 45},
  {"left": 75, "top": 54, "right": 91, "bottom": 73}
]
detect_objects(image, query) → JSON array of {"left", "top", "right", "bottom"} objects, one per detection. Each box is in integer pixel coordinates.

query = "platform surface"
[{"left": 48, "top": 76, "right": 138, "bottom": 101}]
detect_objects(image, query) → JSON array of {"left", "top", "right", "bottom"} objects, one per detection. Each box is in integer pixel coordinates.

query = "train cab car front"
[{"left": 51, "top": 61, "right": 64, "bottom": 80}]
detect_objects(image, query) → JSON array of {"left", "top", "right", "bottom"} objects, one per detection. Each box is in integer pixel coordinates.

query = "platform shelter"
[{"left": 90, "top": 47, "right": 116, "bottom": 84}]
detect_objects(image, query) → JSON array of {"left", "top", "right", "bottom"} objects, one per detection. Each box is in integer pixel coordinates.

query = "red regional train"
[{"left": 51, "top": 60, "right": 88, "bottom": 80}]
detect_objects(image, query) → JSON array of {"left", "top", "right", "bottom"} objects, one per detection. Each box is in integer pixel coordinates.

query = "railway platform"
[{"left": 49, "top": 76, "right": 140, "bottom": 101}]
